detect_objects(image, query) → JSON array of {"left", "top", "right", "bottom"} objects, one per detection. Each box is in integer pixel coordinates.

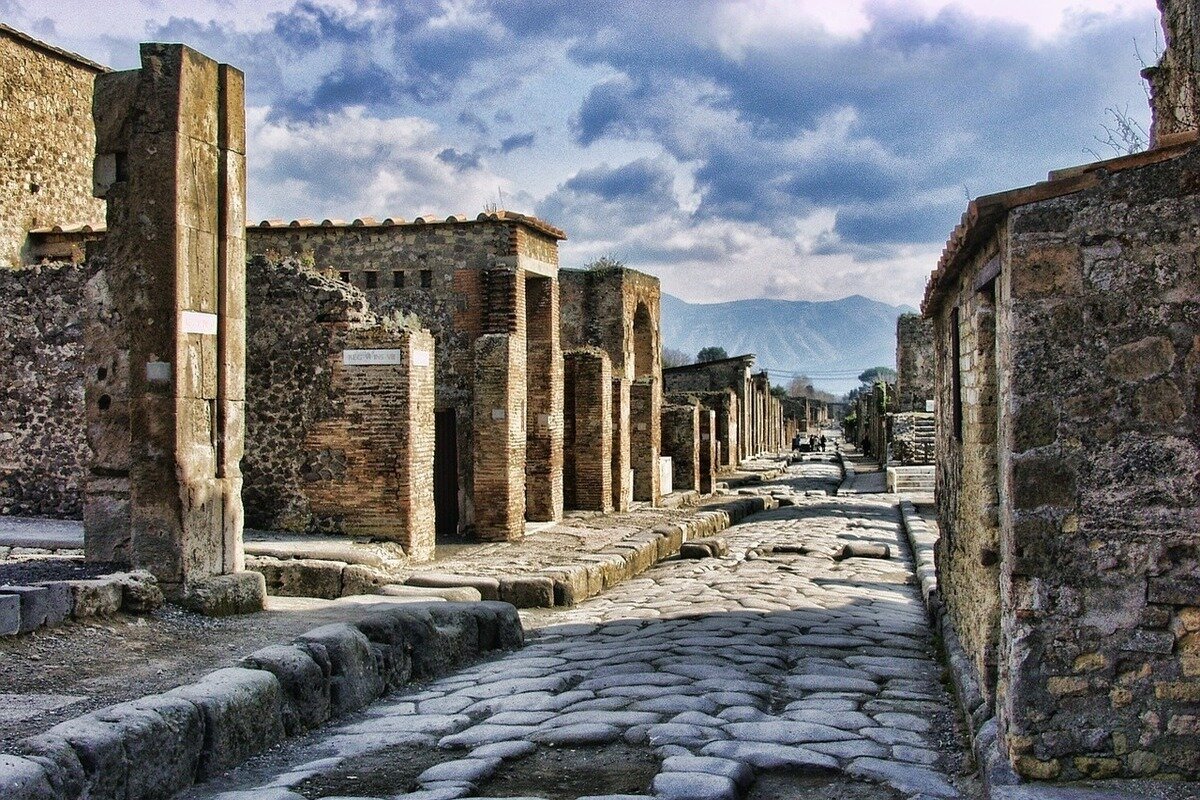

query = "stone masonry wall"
[
  {"left": 996, "top": 147, "right": 1200, "bottom": 781},
  {"left": 0, "top": 261, "right": 91, "bottom": 517},
  {"left": 932, "top": 239, "right": 1003, "bottom": 710},
  {"left": 564, "top": 348, "right": 613, "bottom": 512},
  {"left": 244, "top": 258, "right": 435, "bottom": 556},
  {"left": 891, "top": 412, "right": 935, "bottom": 466},
  {"left": 897, "top": 312, "right": 936, "bottom": 413},
  {"left": 1145, "top": 0, "right": 1198, "bottom": 146},
  {"left": 0, "top": 26, "right": 107, "bottom": 268}
]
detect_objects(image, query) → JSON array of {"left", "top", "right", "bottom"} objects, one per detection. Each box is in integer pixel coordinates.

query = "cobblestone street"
[{"left": 185, "top": 457, "right": 979, "bottom": 800}]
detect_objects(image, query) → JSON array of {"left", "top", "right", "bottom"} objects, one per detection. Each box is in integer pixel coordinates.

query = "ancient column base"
[{"left": 174, "top": 572, "right": 266, "bottom": 617}]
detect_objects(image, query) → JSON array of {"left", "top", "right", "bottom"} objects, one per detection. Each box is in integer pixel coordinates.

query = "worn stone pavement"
[{"left": 184, "top": 455, "right": 979, "bottom": 800}]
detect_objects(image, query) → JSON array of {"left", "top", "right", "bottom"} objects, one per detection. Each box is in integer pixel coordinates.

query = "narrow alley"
[{"left": 185, "top": 455, "right": 980, "bottom": 800}]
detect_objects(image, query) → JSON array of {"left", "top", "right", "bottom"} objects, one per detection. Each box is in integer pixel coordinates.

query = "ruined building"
[
  {"left": 924, "top": 0, "right": 1200, "bottom": 779},
  {"left": 892, "top": 313, "right": 935, "bottom": 466},
  {"left": 559, "top": 266, "right": 663, "bottom": 510}
]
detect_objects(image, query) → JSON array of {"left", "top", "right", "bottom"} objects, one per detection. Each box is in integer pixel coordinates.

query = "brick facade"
[
  {"left": 661, "top": 403, "right": 700, "bottom": 494},
  {"left": 563, "top": 348, "right": 613, "bottom": 512}
]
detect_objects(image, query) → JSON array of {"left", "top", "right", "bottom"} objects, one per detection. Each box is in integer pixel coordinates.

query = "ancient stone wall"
[
  {"left": 564, "top": 348, "right": 613, "bottom": 512},
  {"left": 0, "top": 25, "right": 107, "bottom": 269},
  {"left": 0, "top": 262, "right": 91, "bottom": 517},
  {"left": 664, "top": 356, "right": 753, "bottom": 462},
  {"left": 891, "top": 412, "right": 935, "bottom": 466},
  {"left": 244, "top": 258, "right": 435, "bottom": 556},
  {"left": 931, "top": 238, "right": 1003, "bottom": 712},
  {"left": 897, "top": 312, "right": 935, "bottom": 413},
  {"left": 661, "top": 403, "right": 700, "bottom": 494},
  {"left": 630, "top": 380, "right": 661, "bottom": 502},
  {"left": 1145, "top": 0, "right": 1199, "bottom": 145},
  {"left": 248, "top": 215, "right": 564, "bottom": 535},
  {"left": 993, "top": 148, "right": 1200, "bottom": 781}
]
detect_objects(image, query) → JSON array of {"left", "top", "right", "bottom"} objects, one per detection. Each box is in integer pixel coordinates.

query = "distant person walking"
[{"left": 819, "top": 434, "right": 827, "bottom": 452}]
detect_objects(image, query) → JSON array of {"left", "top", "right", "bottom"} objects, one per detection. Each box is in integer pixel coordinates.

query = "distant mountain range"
[{"left": 660, "top": 294, "right": 917, "bottom": 395}]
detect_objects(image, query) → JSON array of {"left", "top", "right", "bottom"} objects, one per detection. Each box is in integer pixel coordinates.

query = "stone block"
[
  {"left": 406, "top": 572, "right": 500, "bottom": 600},
  {"left": 476, "top": 601, "right": 524, "bottom": 650},
  {"left": 38, "top": 713, "right": 127, "bottom": 800},
  {"left": 0, "top": 593, "right": 20, "bottom": 636},
  {"left": 0, "top": 755, "right": 55, "bottom": 800},
  {"left": 240, "top": 644, "right": 331, "bottom": 734},
  {"left": 66, "top": 579, "right": 123, "bottom": 618},
  {"left": 0, "top": 586, "right": 50, "bottom": 633},
  {"left": 350, "top": 613, "right": 414, "bottom": 691},
  {"left": 116, "top": 572, "right": 164, "bottom": 613},
  {"left": 91, "top": 694, "right": 204, "bottom": 799},
  {"left": 177, "top": 571, "right": 265, "bottom": 616},
  {"left": 340, "top": 564, "right": 390, "bottom": 596},
  {"left": 13, "top": 734, "right": 85, "bottom": 800},
  {"left": 295, "top": 624, "right": 384, "bottom": 716},
  {"left": 166, "top": 667, "right": 285, "bottom": 781},
  {"left": 542, "top": 565, "right": 590, "bottom": 606},
  {"left": 498, "top": 576, "right": 555, "bottom": 608}
]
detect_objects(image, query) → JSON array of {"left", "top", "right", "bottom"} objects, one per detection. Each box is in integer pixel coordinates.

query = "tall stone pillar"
[
  {"left": 662, "top": 403, "right": 700, "bottom": 494},
  {"left": 699, "top": 409, "right": 717, "bottom": 494},
  {"left": 86, "top": 44, "right": 263, "bottom": 614},
  {"left": 630, "top": 378, "right": 661, "bottom": 503},
  {"left": 524, "top": 274, "right": 563, "bottom": 522},
  {"left": 564, "top": 349, "right": 613, "bottom": 512},
  {"left": 473, "top": 333, "right": 526, "bottom": 540},
  {"left": 611, "top": 378, "right": 632, "bottom": 511}
]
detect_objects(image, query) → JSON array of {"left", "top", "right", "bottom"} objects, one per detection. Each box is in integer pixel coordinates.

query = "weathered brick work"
[
  {"left": 247, "top": 213, "right": 565, "bottom": 539},
  {"left": 664, "top": 356, "right": 750, "bottom": 462},
  {"left": 925, "top": 140, "right": 1200, "bottom": 779},
  {"left": 244, "top": 258, "right": 435, "bottom": 558},
  {"left": 672, "top": 390, "right": 736, "bottom": 472},
  {"left": 661, "top": 402, "right": 700, "bottom": 494},
  {"left": 0, "top": 25, "right": 106, "bottom": 269},
  {"left": 563, "top": 348, "right": 613, "bottom": 512},
  {"left": 559, "top": 267, "right": 662, "bottom": 508},
  {"left": 0, "top": 262, "right": 91, "bottom": 516}
]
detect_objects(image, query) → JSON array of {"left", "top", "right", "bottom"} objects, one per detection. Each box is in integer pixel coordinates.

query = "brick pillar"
[
  {"left": 473, "top": 333, "right": 525, "bottom": 540},
  {"left": 611, "top": 377, "right": 631, "bottom": 511},
  {"left": 524, "top": 274, "right": 563, "bottom": 522},
  {"left": 564, "top": 349, "right": 613, "bottom": 512},
  {"left": 661, "top": 404, "right": 700, "bottom": 494},
  {"left": 86, "top": 43, "right": 263, "bottom": 614},
  {"left": 630, "top": 378, "right": 660, "bottom": 503},
  {"left": 699, "top": 408, "right": 717, "bottom": 494}
]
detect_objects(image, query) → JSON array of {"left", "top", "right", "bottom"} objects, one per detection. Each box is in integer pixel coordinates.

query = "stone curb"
[
  {"left": 0, "top": 600, "right": 523, "bottom": 800},
  {"left": 0, "top": 572, "right": 163, "bottom": 638},
  {"left": 835, "top": 451, "right": 855, "bottom": 495},
  {"left": 403, "top": 495, "right": 780, "bottom": 610},
  {"left": 895, "top": 500, "right": 1020, "bottom": 796}
]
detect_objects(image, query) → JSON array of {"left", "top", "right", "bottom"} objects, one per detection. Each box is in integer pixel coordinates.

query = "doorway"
[{"left": 433, "top": 409, "right": 459, "bottom": 539}]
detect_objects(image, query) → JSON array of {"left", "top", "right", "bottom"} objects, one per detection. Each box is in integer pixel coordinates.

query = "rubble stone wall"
[
  {"left": 897, "top": 313, "right": 936, "bottom": 412},
  {"left": 0, "top": 27, "right": 106, "bottom": 269},
  {"left": 931, "top": 239, "right": 1004, "bottom": 715},
  {"left": 244, "top": 258, "right": 436, "bottom": 556},
  {"left": 1146, "top": 0, "right": 1198, "bottom": 145},
  {"left": 0, "top": 262, "right": 90, "bottom": 517},
  {"left": 891, "top": 412, "right": 935, "bottom": 466},
  {"left": 995, "top": 147, "right": 1200, "bottom": 781}
]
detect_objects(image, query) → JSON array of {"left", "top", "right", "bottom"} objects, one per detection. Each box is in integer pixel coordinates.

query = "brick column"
[
  {"left": 611, "top": 377, "right": 632, "bottom": 511},
  {"left": 564, "top": 349, "right": 613, "bottom": 512},
  {"left": 86, "top": 43, "right": 263, "bottom": 614},
  {"left": 524, "top": 274, "right": 563, "bottom": 522},
  {"left": 630, "top": 378, "right": 660, "bottom": 503},
  {"left": 661, "top": 404, "right": 700, "bottom": 494},
  {"left": 699, "top": 408, "right": 717, "bottom": 493},
  {"left": 473, "top": 333, "right": 526, "bottom": 540}
]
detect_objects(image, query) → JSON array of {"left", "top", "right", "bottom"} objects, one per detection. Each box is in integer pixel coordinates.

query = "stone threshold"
[
  {"left": 0, "top": 599, "right": 523, "bottom": 800},
  {"left": 0, "top": 572, "right": 162, "bottom": 638}
]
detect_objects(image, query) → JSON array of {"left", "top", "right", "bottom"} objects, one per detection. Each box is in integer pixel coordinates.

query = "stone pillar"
[
  {"left": 630, "top": 378, "right": 660, "bottom": 503},
  {"left": 1144, "top": 0, "right": 1199, "bottom": 146},
  {"left": 661, "top": 404, "right": 700, "bottom": 494},
  {"left": 564, "top": 349, "right": 613, "bottom": 512},
  {"left": 611, "top": 378, "right": 632, "bottom": 511},
  {"left": 86, "top": 43, "right": 263, "bottom": 614},
  {"left": 524, "top": 274, "right": 563, "bottom": 522},
  {"left": 473, "top": 332, "right": 526, "bottom": 540},
  {"left": 699, "top": 408, "right": 717, "bottom": 494}
]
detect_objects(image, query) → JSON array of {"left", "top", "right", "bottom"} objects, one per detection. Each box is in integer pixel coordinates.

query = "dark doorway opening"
[{"left": 434, "top": 409, "right": 459, "bottom": 540}]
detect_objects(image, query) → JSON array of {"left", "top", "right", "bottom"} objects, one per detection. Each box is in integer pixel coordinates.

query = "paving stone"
[
  {"left": 724, "top": 720, "right": 859, "bottom": 744},
  {"left": 416, "top": 757, "right": 501, "bottom": 785},
  {"left": 846, "top": 757, "right": 960, "bottom": 798},
  {"left": 700, "top": 740, "right": 840, "bottom": 770},
  {"left": 652, "top": 771, "right": 738, "bottom": 800},
  {"left": 529, "top": 722, "right": 621, "bottom": 745},
  {"left": 660, "top": 755, "right": 753, "bottom": 788}
]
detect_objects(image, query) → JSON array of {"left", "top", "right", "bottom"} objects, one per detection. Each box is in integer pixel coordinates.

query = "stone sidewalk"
[{"left": 182, "top": 459, "right": 984, "bottom": 800}]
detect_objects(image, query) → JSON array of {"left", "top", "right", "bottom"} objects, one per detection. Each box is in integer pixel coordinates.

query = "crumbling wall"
[
  {"left": 891, "top": 412, "right": 935, "bottom": 465},
  {"left": 896, "top": 312, "right": 935, "bottom": 412},
  {"left": 0, "top": 262, "right": 91, "bottom": 517},
  {"left": 661, "top": 403, "right": 699, "bottom": 494},
  {"left": 996, "top": 147, "right": 1200, "bottom": 781},
  {"left": 0, "top": 26, "right": 107, "bottom": 268},
  {"left": 244, "top": 258, "right": 435, "bottom": 556},
  {"left": 1145, "top": 0, "right": 1199, "bottom": 145}
]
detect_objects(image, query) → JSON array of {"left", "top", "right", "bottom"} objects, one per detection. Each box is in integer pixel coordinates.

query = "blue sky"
[{"left": 6, "top": 0, "right": 1162, "bottom": 306}]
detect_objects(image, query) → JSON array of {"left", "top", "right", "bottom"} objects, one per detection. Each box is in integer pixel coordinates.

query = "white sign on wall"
[
  {"left": 180, "top": 310, "right": 218, "bottom": 336},
  {"left": 344, "top": 349, "right": 406, "bottom": 366},
  {"left": 412, "top": 350, "right": 431, "bottom": 367}
]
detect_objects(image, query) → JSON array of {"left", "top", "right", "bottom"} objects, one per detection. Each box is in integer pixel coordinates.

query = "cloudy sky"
[{"left": 6, "top": 0, "right": 1162, "bottom": 307}]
